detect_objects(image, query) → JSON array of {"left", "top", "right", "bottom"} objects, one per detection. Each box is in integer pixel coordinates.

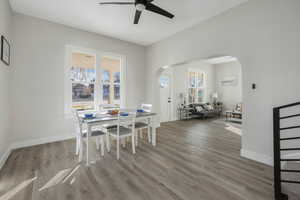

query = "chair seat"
[
  {"left": 133, "top": 122, "right": 148, "bottom": 129},
  {"left": 109, "top": 126, "right": 132, "bottom": 136},
  {"left": 82, "top": 130, "right": 105, "bottom": 138},
  {"left": 102, "top": 124, "right": 118, "bottom": 129}
]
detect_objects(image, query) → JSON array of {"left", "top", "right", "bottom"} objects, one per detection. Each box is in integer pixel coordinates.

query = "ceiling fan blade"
[
  {"left": 134, "top": 10, "right": 142, "bottom": 24},
  {"left": 99, "top": 2, "right": 134, "bottom": 5},
  {"left": 146, "top": 3, "right": 174, "bottom": 19}
]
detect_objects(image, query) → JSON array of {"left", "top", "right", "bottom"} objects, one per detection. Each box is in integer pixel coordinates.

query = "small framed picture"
[{"left": 1, "top": 35, "right": 10, "bottom": 66}]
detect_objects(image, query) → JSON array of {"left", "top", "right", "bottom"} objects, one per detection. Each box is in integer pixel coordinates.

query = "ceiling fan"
[{"left": 99, "top": 0, "right": 175, "bottom": 24}]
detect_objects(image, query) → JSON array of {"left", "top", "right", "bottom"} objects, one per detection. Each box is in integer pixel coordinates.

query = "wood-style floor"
[{"left": 0, "top": 120, "right": 278, "bottom": 200}]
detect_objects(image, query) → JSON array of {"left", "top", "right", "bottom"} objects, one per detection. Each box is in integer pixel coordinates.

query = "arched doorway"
[{"left": 154, "top": 56, "right": 243, "bottom": 135}]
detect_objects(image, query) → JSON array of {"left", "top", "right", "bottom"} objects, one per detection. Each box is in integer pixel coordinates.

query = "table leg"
[
  {"left": 147, "top": 118, "right": 151, "bottom": 143},
  {"left": 151, "top": 117, "right": 156, "bottom": 146},
  {"left": 86, "top": 125, "right": 91, "bottom": 166}
]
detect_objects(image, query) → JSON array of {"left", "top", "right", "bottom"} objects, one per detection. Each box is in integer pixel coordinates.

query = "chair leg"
[
  {"left": 147, "top": 126, "right": 151, "bottom": 143},
  {"left": 78, "top": 138, "right": 83, "bottom": 162},
  {"left": 132, "top": 135, "right": 136, "bottom": 154},
  {"left": 86, "top": 137, "right": 89, "bottom": 165},
  {"left": 100, "top": 136, "right": 104, "bottom": 157},
  {"left": 106, "top": 133, "right": 111, "bottom": 152},
  {"left": 139, "top": 129, "right": 143, "bottom": 138},
  {"left": 135, "top": 131, "right": 138, "bottom": 147},
  {"left": 96, "top": 137, "right": 100, "bottom": 150},
  {"left": 117, "top": 137, "right": 120, "bottom": 160},
  {"left": 75, "top": 136, "right": 80, "bottom": 155},
  {"left": 122, "top": 138, "right": 126, "bottom": 148}
]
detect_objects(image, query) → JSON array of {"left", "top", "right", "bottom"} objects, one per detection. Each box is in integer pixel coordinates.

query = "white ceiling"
[{"left": 9, "top": 0, "right": 247, "bottom": 46}]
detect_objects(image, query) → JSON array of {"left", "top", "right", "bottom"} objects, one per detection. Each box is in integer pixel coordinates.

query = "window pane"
[
  {"left": 197, "top": 89, "right": 204, "bottom": 103},
  {"left": 72, "top": 83, "right": 94, "bottom": 102},
  {"left": 71, "top": 53, "right": 96, "bottom": 110},
  {"left": 197, "top": 73, "right": 204, "bottom": 88},
  {"left": 101, "top": 57, "right": 121, "bottom": 106},
  {"left": 72, "top": 83, "right": 94, "bottom": 109},
  {"left": 114, "top": 72, "right": 120, "bottom": 84},
  {"left": 103, "top": 84, "right": 110, "bottom": 104},
  {"left": 70, "top": 67, "right": 96, "bottom": 83},
  {"left": 102, "top": 70, "right": 110, "bottom": 84},
  {"left": 160, "top": 76, "right": 169, "bottom": 88},
  {"left": 188, "top": 88, "right": 196, "bottom": 103},
  {"left": 189, "top": 72, "right": 196, "bottom": 88},
  {"left": 114, "top": 85, "right": 120, "bottom": 100}
]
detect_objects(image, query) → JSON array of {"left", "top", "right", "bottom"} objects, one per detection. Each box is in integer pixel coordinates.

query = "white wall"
[
  {"left": 214, "top": 61, "right": 242, "bottom": 112},
  {"left": 10, "top": 14, "right": 146, "bottom": 145},
  {"left": 0, "top": 0, "right": 13, "bottom": 165},
  {"left": 146, "top": 0, "right": 300, "bottom": 165},
  {"left": 172, "top": 60, "right": 215, "bottom": 119}
]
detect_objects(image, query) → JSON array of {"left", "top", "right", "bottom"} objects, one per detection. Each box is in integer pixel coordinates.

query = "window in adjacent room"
[{"left": 188, "top": 70, "right": 205, "bottom": 103}]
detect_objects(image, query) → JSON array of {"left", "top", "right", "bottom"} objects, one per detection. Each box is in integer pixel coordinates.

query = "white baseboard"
[
  {"left": 10, "top": 134, "right": 75, "bottom": 150},
  {"left": 241, "top": 149, "right": 273, "bottom": 166},
  {"left": 0, "top": 134, "right": 75, "bottom": 171},
  {"left": 0, "top": 147, "right": 12, "bottom": 170}
]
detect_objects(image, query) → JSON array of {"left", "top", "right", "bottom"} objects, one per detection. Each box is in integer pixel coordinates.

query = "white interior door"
[{"left": 160, "top": 73, "right": 172, "bottom": 122}]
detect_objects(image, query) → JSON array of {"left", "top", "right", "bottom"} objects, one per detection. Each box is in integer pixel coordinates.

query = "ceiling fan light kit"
[
  {"left": 136, "top": 3, "right": 145, "bottom": 11},
  {"left": 99, "top": 0, "right": 175, "bottom": 24}
]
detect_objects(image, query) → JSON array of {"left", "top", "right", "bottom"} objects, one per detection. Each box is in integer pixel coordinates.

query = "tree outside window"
[
  {"left": 70, "top": 53, "right": 96, "bottom": 110},
  {"left": 69, "top": 53, "right": 122, "bottom": 110},
  {"left": 101, "top": 57, "right": 121, "bottom": 106}
]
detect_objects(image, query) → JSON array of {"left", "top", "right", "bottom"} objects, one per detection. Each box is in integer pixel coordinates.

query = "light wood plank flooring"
[{"left": 0, "top": 120, "right": 282, "bottom": 200}]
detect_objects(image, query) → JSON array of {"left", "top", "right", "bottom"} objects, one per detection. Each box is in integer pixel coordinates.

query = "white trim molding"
[
  {"left": 10, "top": 135, "right": 75, "bottom": 150},
  {"left": 241, "top": 149, "right": 273, "bottom": 166},
  {"left": 0, "top": 148, "right": 12, "bottom": 170}
]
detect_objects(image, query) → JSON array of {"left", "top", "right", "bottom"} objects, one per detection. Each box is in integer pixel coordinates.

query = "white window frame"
[
  {"left": 64, "top": 45, "right": 127, "bottom": 115},
  {"left": 187, "top": 68, "right": 206, "bottom": 104}
]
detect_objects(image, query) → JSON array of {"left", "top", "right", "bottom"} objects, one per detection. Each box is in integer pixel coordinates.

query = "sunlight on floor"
[
  {"left": 225, "top": 124, "right": 242, "bottom": 136},
  {"left": 0, "top": 164, "right": 81, "bottom": 200},
  {"left": 0, "top": 177, "right": 36, "bottom": 200}
]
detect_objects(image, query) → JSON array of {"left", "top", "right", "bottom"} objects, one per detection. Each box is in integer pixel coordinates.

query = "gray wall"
[
  {"left": 146, "top": 0, "right": 300, "bottom": 165},
  {"left": 0, "top": 0, "right": 13, "bottom": 165},
  {"left": 214, "top": 61, "right": 242, "bottom": 113},
  {"left": 10, "top": 14, "right": 146, "bottom": 145}
]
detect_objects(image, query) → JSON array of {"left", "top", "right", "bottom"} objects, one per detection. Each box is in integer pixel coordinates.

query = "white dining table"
[{"left": 79, "top": 111, "right": 157, "bottom": 165}]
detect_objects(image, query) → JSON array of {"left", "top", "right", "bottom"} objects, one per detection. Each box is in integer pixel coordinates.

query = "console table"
[{"left": 225, "top": 110, "right": 242, "bottom": 122}]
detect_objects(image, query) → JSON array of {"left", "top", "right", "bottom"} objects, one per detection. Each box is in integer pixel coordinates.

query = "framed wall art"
[{"left": 1, "top": 35, "right": 10, "bottom": 66}]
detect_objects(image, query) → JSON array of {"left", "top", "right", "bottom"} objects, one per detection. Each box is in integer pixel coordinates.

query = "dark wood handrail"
[
  {"left": 276, "top": 101, "right": 300, "bottom": 109},
  {"left": 273, "top": 102, "right": 300, "bottom": 200}
]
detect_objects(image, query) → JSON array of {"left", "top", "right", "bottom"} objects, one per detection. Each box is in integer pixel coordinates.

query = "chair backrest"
[
  {"left": 140, "top": 104, "right": 153, "bottom": 112},
  {"left": 99, "top": 104, "right": 120, "bottom": 111},
  {"left": 71, "top": 109, "right": 83, "bottom": 136}
]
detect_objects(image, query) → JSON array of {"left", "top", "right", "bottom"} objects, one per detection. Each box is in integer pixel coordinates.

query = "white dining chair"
[
  {"left": 98, "top": 104, "right": 119, "bottom": 151},
  {"left": 106, "top": 109, "right": 136, "bottom": 160},
  {"left": 134, "top": 104, "right": 152, "bottom": 146},
  {"left": 99, "top": 104, "right": 119, "bottom": 111},
  {"left": 72, "top": 109, "right": 106, "bottom": 162}
]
